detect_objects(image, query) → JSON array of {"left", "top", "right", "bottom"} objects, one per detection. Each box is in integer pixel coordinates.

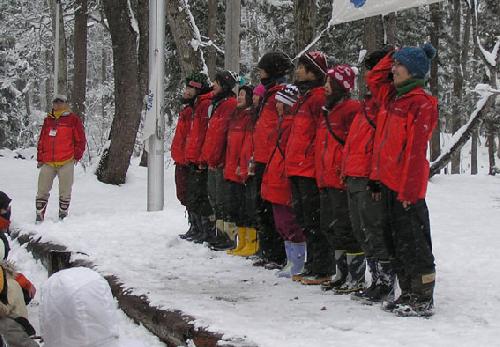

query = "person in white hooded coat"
[{"left": 40, "top": 267, "right": 119, "bottom": 347}]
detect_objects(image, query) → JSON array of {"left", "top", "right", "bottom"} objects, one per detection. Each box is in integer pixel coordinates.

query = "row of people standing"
[{"left": 171, "top": 43, "right": 438, "bottom": 318}]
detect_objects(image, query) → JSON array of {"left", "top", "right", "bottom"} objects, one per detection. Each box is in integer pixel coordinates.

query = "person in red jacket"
[
  {"left": 220, "top": 86, "right": 259, "bottom": 255},
  {"left": 36, "top": 95, "right": 86, "bottom": 222},
  {"left": 343, "top": 49, "right": 395, "bottom": 305},
  {"left": 285, "top": 51, "right": 331, "bottom": 285},
  {"left": 174, "top": 72, "right": 211, "bottom": 240},
  {"left": 261, "top": 85, "right": 306, "bottom": 278},
  {"left": 367, "top": 44, "right": 438, "bottom": 317},
  {"left": 200, "top": 70, "right": 238, "bottom": 247},
  {"left": 183, "top": 74, "right": 214, "bottom": 244},
  {"left": 315, "top": 65, "right": 364, "bottom": 293},
  {"left": 251, "top": 52, "right": 293, "bottom": 268}
]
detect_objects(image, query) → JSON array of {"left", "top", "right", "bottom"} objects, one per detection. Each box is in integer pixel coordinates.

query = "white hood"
[{"left": 40, "top": 267, "right": 119, "bottom": 347}]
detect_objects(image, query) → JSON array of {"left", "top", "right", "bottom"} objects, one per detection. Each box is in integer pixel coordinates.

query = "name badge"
[{"left": 49, "top": 129, "right": 57, "bottom": 137}]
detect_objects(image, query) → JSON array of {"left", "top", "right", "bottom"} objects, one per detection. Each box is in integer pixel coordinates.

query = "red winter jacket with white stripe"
[
  {"left": 37, "top": 112, "right": 86, "bottom": 163},
  {"left": 253, "top": 84, "right": 285, "bottom": 164},
  {"left": 315, "top": 99, "right": 360, "bottom": 189},
  {"left": 261, "top": 114, "right": 294, "bottom": 206},
  {"left": 184, "top": 92, "right": 213, "bottom": 164},
  {"left": 341, "top": 96, "right": 379, "bottom": 179},
  {"left": 200, "top": 96, "right": 238, "bottom": 168},
  {"left": 170, "top": 104, "right": 193, "bottom": 166},
  {"left": 285, "top": 86, "right": 325, "bottom": 178},
  {"left": 224, "top": 107, "right": 254, "bottom": 184},
  {"left": 367, "top": 54, "right": 438, "bottom": 203}
]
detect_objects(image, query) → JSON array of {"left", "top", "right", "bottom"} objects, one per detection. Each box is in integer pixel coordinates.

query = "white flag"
[
  {"left": 142, "top": 56, "right": 158, "bottom": 153},
  {"left": 330, "top": 0, "right": 444, "bottom": 25}
]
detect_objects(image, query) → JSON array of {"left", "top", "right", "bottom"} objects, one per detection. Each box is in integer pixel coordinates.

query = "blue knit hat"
[{"left": 393, "top": 43, "right": 437, "bottom": 79}]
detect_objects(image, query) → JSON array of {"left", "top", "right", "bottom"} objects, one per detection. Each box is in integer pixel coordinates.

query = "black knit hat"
[
  {"left": 257, "top": 52, "right": 293, "bottom": 78},
  {"left": 215, "top": 70, "right": 239, "bottom": 91},
  {"left": 185, "top": 71, "right": 211, "bottom": 92},
  {"left": 0, "top": 192, "right": 11, "bottom": 210}
]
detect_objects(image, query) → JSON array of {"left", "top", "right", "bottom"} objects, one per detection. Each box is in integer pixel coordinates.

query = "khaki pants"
[{"left": 36, "top": 161, "right": 74, "bottom": 204}]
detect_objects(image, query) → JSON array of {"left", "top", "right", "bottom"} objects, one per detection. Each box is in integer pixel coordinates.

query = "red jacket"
[
  {"left": 238, "top": 118, "right": 256, "bottom": 183},
  {"left": 170, "top": 104, "right": 193, "bottom": 165},
  {"left": 285, "top": 86, "right": 325, "bottom": 178},
  {"left": 37, "top": 112, "right": 86, "bottom": 163},
  {"left": 315, "top": 99, "right": 359, "bottom": 189},
  {"left": 185, "top": 92, "right": 213, "bottom": 164},
  {"left": 342, "top": 96, "right": 379, "bottom": 179},
  {"left": 367, "top": 54, "right": 438, "bottom": 203},
  {"left": 253, "top": 84, "right": 285, "bottom": 164},
  {"left": 224, "top": 107, "right": 254, "bottom": 184},
  {"left": 262, "top": 115, "right": 294, "bottom": 206},
  {"left": 200, "top": 96, "right": 237, "bottom": 168}
]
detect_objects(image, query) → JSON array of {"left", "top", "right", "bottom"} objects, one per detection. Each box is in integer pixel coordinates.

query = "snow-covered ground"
[
  {"left": 1, "top": 147, "right": 500, "bottom": 347},
  {"left": 8, "top": 240, "right": 165, "bottom": 347}
]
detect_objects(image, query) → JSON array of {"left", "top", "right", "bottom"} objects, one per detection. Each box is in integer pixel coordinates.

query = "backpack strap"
[
  {"left": 322, "top": 107, "right": 345, "bottom": 147},
  {"left": 362, "top": 101, "right": 376, "bottom": 129}
]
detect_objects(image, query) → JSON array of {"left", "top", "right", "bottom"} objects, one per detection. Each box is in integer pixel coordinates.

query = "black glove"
[
  {"left": 366, "top": 180, "right": 382, "bottom": 194},
  {"left": 364, "top": 46, "right": 393, "bottom": 70}
]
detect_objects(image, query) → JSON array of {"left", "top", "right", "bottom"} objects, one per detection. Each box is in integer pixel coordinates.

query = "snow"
[
  {"left": 1, "top": 150, "right": 500, "bottom": 346},
  {"left": 7, "top": 236, "right": 164, "bottom": 347},
  {"left": 431, "top": 84, "right": 493, "bottom": 167},
  {"left": 477, "top": 36, "right": 500, "bottom": 67}
]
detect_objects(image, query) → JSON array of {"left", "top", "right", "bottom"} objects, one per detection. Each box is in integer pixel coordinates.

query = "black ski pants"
[
  {"left": 384, "top": 185, "right": 435, "bottom": 289},
  {"left": 320, "top": 187, "right": 362, "bottom": 254},
  {"left": 185, "top": 165, "right": 213, "bottom": 217},
  {"left": 346, "top": 177, "right": 392, "bottom": 260},
  {"left": 291, "top": 176, "right": 332, "bottom": 275},
  {"left": 207, "top": 168, "right": 226, "bottom": 220},
  {"left": 254, "top": 163, "right": 285, "bottom": 264}
]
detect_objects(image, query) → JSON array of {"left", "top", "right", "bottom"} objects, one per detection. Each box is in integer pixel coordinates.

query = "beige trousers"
[{"left": 36, "top": 161, "right": 74, "bottom": 203}]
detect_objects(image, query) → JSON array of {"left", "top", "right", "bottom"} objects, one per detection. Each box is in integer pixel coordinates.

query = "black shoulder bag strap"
[
  {"left": 362, "top": 101, "right": 376, "bottom": 129},
  {"left": 322, "top": 107, "right": 345, "bottom": 147}
]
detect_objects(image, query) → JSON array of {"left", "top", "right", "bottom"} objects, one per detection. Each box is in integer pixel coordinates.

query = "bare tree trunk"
[
  {"left": 207, "top": 0, "right": 217, "bottom": 79},
  {"left": 225, "top": 0, "right": 240, "bottom": 75},
  {"left": 293, "top": 0, "right": 316, "bottom": 56},
  {"left": 73, "top": 0, "right": 88, "bottom": 121},
  {"left": 487, "top": 125, "right": 497, "bottom": 175},
  {"left": 450, "top": 0, "right": 463, "bottom": 174},
  {"left": 165, "top": 0, "right": 205, "bottom": 77},
  {"left": 429, "top": 3, "right": 441, "bottom": 163},
  {"left": 497, "top": 132, "right": 500, "bottom": 159},
  {"left": 384, "top": 12, "right": 397, "bottom": 45},
  {"left": 50, "top": 0, "right": 68, "bottom": 95},
  {"left": 471, "top": 129, "right": 478, "bottom": 174},
  {"left": 97, "top": 0, "right": 142, "bottom": 184},
  {"left": 359, "top": 16, "right": 384, "bottom": 96}
]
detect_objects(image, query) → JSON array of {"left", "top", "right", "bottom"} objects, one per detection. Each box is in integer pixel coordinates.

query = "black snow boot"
[
  {"left": 321, "top": 250, "right": 347, "bottom": 291},
  {"left": 192, "top": 215, "right": 215, "bottom": 244},
  {"left": 360, "top": 260, "right": 396, "bottom": 305},
  {"left": 394, "top": 273, "right": 435, "bottom": 318},
  {"left": 35, "top": 198, "right": 48, "bottom": 223},
  {"left": 382, "top": 272, "right": 412, "bottom": 312},
  {"left": 351, "top": 258, "right": 378, "bottom": 302},
  {"left": 334, "top": 252, "right": 365, "bottom": 295},
  {"left": 179, "top": 211, "right": 198, "bottom": 240}
]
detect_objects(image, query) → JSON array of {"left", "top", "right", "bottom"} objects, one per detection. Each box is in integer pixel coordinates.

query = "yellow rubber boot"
[
  {"left": 227, "top": 227, "right": 247, "bottom": 255},
  {"left": 233, "top": 227, "right": 259, "bottom": 257}
]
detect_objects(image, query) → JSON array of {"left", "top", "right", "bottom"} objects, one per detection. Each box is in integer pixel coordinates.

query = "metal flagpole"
[
  {"left": 54, "top": 0, "right": 60, "bottom": 95},
  {"left": 147, "top": 0, "right": 165, "bottom": 211}
]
